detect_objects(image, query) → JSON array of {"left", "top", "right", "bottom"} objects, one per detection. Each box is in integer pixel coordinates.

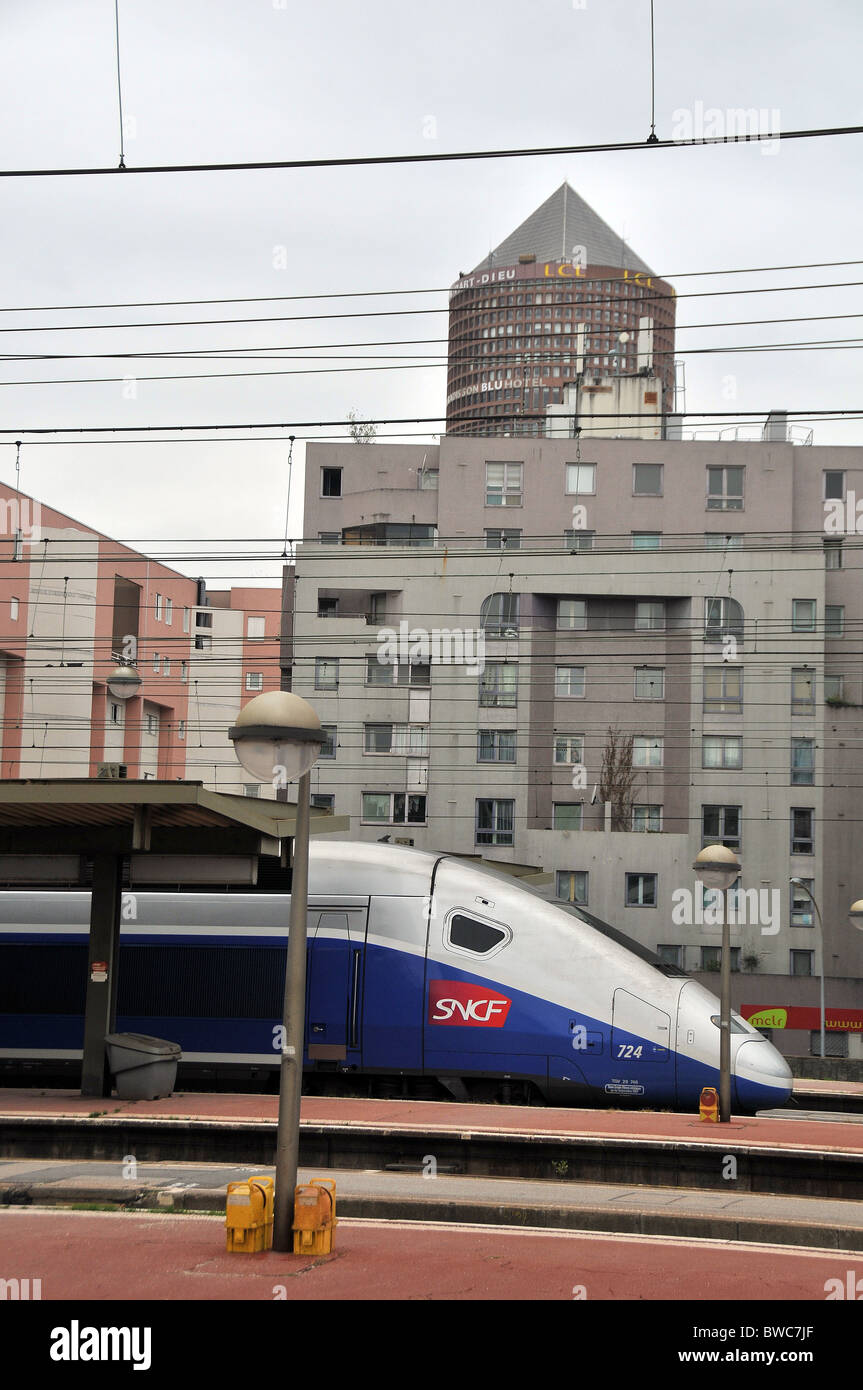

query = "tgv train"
[{"left": 0, "top": 840, "right": 793, "bottom": 1110}]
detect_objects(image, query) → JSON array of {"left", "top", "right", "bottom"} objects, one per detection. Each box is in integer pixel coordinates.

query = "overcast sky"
[{"left": 1, "top": 0, "right": 862, "bottom": 585}]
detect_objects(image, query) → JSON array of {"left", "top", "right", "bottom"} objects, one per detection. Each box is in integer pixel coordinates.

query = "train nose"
[{"left": 733, "top": 1037, "right": 793, "bottom": 1108}]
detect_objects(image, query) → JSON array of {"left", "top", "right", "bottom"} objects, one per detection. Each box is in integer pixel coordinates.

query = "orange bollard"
[{"left": 699, "top": 1086, "right": 719, "bottom": 1122}]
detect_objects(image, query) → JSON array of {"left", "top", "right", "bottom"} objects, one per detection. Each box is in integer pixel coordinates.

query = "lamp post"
[
  {"left": 106, "top": 664, "right": 141, "bottom": 700},
  {"left": 790, "top": 878, "right": 827, "bottom": 1061},
  {"left": 693, "top": 844, "right": 741, "bottom": 1123},
  {"left": 229, "top": 690, "right": 324, "bottom": 1252}
]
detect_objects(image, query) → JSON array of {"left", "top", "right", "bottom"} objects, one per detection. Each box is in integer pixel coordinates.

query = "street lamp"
[
  {"left": 790, "top": 878, "right": 827, "bottom": 1061},
  {"left": 693, "top": 844, "right": 741, "bottom": 1123},
  {"left": 849, "top": 901, "right": 863, "bottom": 935},
  {"left": 106, "top": 664, "right": 142, "bottom": 700},
  {"left": 229, "top": 691, "right": 324, "bottom": 1252}
]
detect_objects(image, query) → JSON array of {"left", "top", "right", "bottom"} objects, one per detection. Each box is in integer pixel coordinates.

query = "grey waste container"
[{"left": 105, "top": 1033, "right": 182, "bottom": 1100}]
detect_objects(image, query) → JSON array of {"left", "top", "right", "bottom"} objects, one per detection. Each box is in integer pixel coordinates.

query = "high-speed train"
[{"left": 0, "top": 840, "right": 792, "bottom": 1110}]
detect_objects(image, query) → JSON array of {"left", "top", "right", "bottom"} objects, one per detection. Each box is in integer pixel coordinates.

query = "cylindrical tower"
[{"left": 446, "top": 183, "right": 676, "bottom": 437}]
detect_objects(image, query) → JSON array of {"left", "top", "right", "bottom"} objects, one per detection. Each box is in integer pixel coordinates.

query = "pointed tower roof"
[{"left": 472, "top": 182, "right": 654, "bottom": 276}]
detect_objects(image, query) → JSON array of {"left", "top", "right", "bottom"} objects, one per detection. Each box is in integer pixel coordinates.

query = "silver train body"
[{"left": 0, "top": 841, "right": 793, "bottom": 1110}]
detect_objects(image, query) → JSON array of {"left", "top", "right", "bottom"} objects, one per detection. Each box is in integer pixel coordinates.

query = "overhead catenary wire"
[{"left": 0, "top": 121, "right": 861, "bottom": 179}]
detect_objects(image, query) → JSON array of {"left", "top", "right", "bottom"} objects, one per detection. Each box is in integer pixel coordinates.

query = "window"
[
  {"left": 702, "top": 805, "right": 741, "bottom": 850},
  {"left": 564, "top": 529, "right": 595, "bottom": 552},
  {"left": 632, "top": 805, "right": 662, "bottom": 832},
  {"left": 633, "top": 736, "right": 663, "bottom": 767},
  {"left": 445, "top": 913, "right": 508, "bottom": 956},
  {"left": 364, "top": 724, "right": 429, "bottom": 756},
  {"left": 318, "top": 532, "right": 340, "bottom": 544},
  {"left": 155, "top": 593, "right": 162, "bottom": 619},
  {"left": 554, "top": 733, "right": 584, "bottom": 764},
  {"left": 791, "top": 879, "right": 814, "bottom": 927},
  {"left": 177, "top": 719, "right": 185, "bottom": 740},
  {"left": 397, "top": 662, "right": 430, "bottom": 687},
  {"left": 791, "top": 950, "right": 813, "bottom": 977},
  {"left": 477, "top": 730, "right": 516, "bottom": 763},
  {"left": 243, "top": 783, "right": 261, "bottom": 798},
  {"left": 315, "top": 658, "right": 339, "bottom": 690},
  {"left": 556, "top": 871, "right": 588, "bottom": 905},
  {"left": 318, "top": 596, "right": 339, "bottom": 618},
  {"left": 311, "top": 794, "right": 335, "bottom": 812},
  {"left": 702, "top": 946, "right": 741, "bottom": 972},
  {"left": 553, "top": 803, "right": 583, "bottom": 831},
  {"left": 152, "top": 652, "right": 160, "bottom": 673},
  {"left": 183, "top": 607, "right": 191, "bottom": 633},
  {"left": 485, "top": 529, "right": 521, "bottom": 549},
  {"left": 657, "top": 945, "right": 683, "bottom": 967},
  {"left": 10, "top": 597, "right": 19, "bottom": 620},
  {"left": 475, "top": 798, "right": 514, "bottom": 845},
  {"left": 702, "top": 735, "right": 742, "bottom": 769},
  {"left": 362, "top": 792, "right": 427, "bottom": 824},
  {"left": 555, "top": 666, "right": 585, "bottom": 698},
  {"left": 366, "top": 654, "right": 393, "bottom": 686},
  {"left": 824, "top": 470, "right": 845, "bottom": 500},
  {"left": 705, "top": 597, "right": 744, "bottom": 642},
  {"left": 247, "top": 616, "right": 266, "bottom": 639},
  {"left": 634, "top": 666, "right": 665, "bottom": 699},
  {"left": 791, "top": 738, "right": 814, "bottom": 785},
  {"left": 146, "top": 712, "right": 158, "bottom": 736},
  {"left": 485, "top": 461, "right": 523, "bottom": 507},
  {"left": 626, "top": 873, "right": 657, "bottom": 907},
  {"left": 480, "top": 593, "right": 519, "bottom": 636},
  {"left": 162, "top": 658, "right": 171, "bottom": 676},
  {"left": 633, "top": 463, "right": 663, "bottom": 495},
  {"left": 704, "top": 533, "right": 743, "bottom": 550},
  {"left": 558, "top": 599, "right": 587, "bottom": 630},
  {"left": 109, "top": 703, "right": 121, "bottom": 724},
  {"left": 635, "top": 601, "right": 665, "bottom": 631},
  {"left": 825, "top": 605, "right": 844, "bottom": 637},
  {"left": 632, "top": 532, "right": 661, "bottom": 550},
  {"left": 791, "top": 667, "right": 815, "bottom": 714},
  {"left": 419, "top": 468, "right": 439, "bottom": 491},
  {"left": 792, "top": 599, "right": 816, "bottom": 632},
  {"left": 181, "top": 661, "right": 187, "bottom": 684},
  {"left": 565, "top": 463, "right": 596, "bottom": 495},
  {"left": 824, "top": 674, "right": 844, "bottom": 701},
  {"left": 706, "top": 465, "right": 744, "bottom": 510},
  {"left": 824, "top": 538, "right": 843, "bottom": 569},
  {"left": 196, "top": 610, "right": 213, "bottom": 628},
  {"left": 246, "top": 672, "right": 264, "bottom": 691},
  {"left": 791, "top": 808, "right": 814, "bottom": 854},
  {"left": 810, "top": 1029, "right": 848, "bottom": 1058},
  {"left": 195, "top": 634, "right": 212, "bottom": 652},
  {"left": 703, "top": 666, "right": 743, "bottom": 713},
  {"left": 479, "top": 663, "right": 517, "bottom": 707},
  {"left": 320, "top": 725, "right": 337, "bottom": 759},
  {"left": 321, "top": 467, "right": 342, "bottom": 498}
]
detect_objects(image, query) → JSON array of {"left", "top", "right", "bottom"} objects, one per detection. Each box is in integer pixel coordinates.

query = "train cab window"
[
  {"left": 710, "top": 1013, "right": 756, "bottom": 1035},
  {"left": 445, "top": 911, "right": 511, "bottom": 958}
]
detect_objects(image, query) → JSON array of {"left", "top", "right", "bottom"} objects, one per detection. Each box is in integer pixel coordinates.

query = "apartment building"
[
  {"left": 0, "top": 485, "right": 283, "bottom": 794},
  {"left": 292, "top": 433, "right": 863, "bottom": 1056}
]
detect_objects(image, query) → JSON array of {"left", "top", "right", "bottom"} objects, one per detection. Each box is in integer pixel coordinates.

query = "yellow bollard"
[
  {"left": 292, "top": 1178, "right": 337, "bottom": 1255},
  {"left": 699, "top": 1086, "right": 719, "bottom": 1122},
  {"left": 226, "top": 1176, "right": 274, "bottom": 1253}
]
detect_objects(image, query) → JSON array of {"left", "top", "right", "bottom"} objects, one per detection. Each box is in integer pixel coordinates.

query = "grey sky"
[{"left": 1, "top": 0, "right": 862, "bottom": 584}]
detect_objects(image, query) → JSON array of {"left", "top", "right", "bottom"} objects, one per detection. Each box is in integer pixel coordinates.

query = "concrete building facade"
[{"left": 293, "top": 433, "right": 863, "bottom": 1056}]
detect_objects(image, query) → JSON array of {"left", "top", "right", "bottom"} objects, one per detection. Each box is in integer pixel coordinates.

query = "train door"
[
  {"left": 609, "top": 988, "right": 673, "bottom": 1102},
  {"left": 305, "top": 910, "right": 365, "bottom": 1067}
]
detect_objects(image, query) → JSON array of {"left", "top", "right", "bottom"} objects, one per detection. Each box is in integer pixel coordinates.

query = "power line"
[
  {"left": 1, "top": 122, "right": 861, "bottom": 179},
  {"left": 2, "top": 260, "right": 862, "bottom": 315}
]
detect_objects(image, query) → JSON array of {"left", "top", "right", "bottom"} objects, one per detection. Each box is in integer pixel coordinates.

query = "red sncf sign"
[{"left": 428, "top": 979, "right": 512, "bottom": 1027}]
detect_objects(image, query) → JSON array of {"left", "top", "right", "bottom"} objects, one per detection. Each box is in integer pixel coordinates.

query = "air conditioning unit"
[{"left": 96, "top": 763, "right": 127, "bottom": 780}]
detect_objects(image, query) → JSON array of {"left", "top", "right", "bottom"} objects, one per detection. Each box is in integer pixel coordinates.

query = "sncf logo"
[{"left": 428, "top": 979, "right": 512, "bottom": 1027}]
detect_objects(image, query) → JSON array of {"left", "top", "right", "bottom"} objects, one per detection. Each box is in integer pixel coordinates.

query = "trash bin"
[{"left": 104, "top": 1033, "right": 182, "bottom": 1100}]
